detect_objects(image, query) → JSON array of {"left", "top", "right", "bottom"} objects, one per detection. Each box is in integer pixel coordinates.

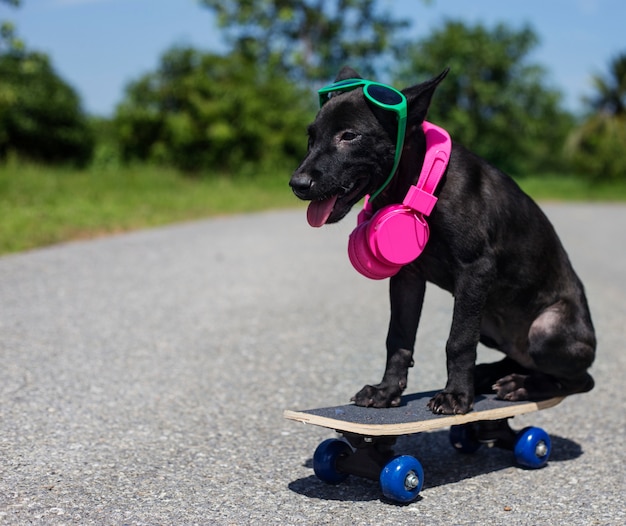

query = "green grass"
[
  {"left": 514, "top": 173, "right": 626, "bottom": 201},
  {"left": 0, "top": 162, "right": 303, "bottom": 254},
  {"left": 1, "top": 163, "right": 624, "bottom": 255}
]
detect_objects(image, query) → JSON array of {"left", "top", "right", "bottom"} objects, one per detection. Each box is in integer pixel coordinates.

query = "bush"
[
  {"left": 113, "top": 47, "right": 315, "bottom": 174},
  {"left": 566, "top": 53, "right": 626, "bottom": 182},
  {"left": 0, "top": 51, "right": 94, "bottom": 165},
  {"left": 566, "top": 114, "right": 626, "bottom": 182}
]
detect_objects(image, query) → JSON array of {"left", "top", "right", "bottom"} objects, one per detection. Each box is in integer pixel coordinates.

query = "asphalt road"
[{"left": 1, "top": 204, "right": 624, "bottom": 525}]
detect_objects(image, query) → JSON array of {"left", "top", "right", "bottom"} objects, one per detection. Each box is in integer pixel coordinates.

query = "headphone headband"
[{"left": 402, "top": 122, "right": 451, "bottom": 216}]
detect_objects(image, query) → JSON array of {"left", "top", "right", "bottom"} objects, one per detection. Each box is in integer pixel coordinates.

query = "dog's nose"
[{"left": 289, "top": 173, "right": 313, "bottom": 194}]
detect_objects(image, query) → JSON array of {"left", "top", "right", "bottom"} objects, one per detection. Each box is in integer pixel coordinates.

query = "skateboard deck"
[
  {"left": 284, "top": 390, "right": 565, "bottom": 503},
  {"left": 284, "top": 390, "right": 564, "bottom": 436}
]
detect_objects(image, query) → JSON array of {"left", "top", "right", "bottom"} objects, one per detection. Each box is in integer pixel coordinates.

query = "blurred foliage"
[
  {"left": 0, "top": 0, "right": 624, "bottom": 186},
  {"left": 394, "top": 20, "right": 574, "bottom": 176},
  {"left": 586, "top": 52, "right": 626, "bottom": 116},
  {"left": 0, "top": 0, "right": 93, "bottom": 165},
  {"left": 199, "top": 0, "right": 411, "bottom": 82},
  {"left": 113, "top": 47, "right": 315, "bottom": 173},
  {"left": 0, "top": 51, "right": 94, "bottom": 165},
  {"left": 1, "top": 0, "right": 22, "bottom": 54},
  {"left": 89, "top": 115, "right": 122, "bottom": 170},
  {"left": 566, "top": 53, "right": 626, "bottom": 181},
  {"left": 1, "top": 20, "right": 23, "bottom": 54}
]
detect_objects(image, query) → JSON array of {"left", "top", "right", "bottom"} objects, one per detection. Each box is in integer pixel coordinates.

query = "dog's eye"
[{"left": 340, "top": 131, "right": 359, "bottom": 142}]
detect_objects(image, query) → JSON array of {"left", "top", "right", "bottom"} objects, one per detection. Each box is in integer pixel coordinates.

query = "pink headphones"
[{"left": 348, "top": 121, "right": 451, "bottom": 280}]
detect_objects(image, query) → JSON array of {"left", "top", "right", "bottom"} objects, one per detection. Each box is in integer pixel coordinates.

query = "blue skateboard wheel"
[
  {"left": 514, "top": 426, "right": 551, "bottom": 468},
  {"left": 449, "top": 424, "right": 482, "bottom": 453},
  {"left": 313, "top": 438, "right": 351, "bottom": 484},
  {"left": 379, "top": 455, "right": 424, "bottom": 503}
]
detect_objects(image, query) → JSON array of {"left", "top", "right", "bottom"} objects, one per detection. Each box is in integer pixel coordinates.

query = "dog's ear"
[
  {"left": 402, "top": 68, "right": 449, "bottom": 125},
  {"left": 335, "top": 66, "right": 362, "bottom": 82}
]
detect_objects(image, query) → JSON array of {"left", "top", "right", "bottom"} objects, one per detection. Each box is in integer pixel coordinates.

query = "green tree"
[
  {"left": 114, "top": 47, "right": 314, "bottom": 173},
  {"left": 0, "top": 0, "right": 94, "bottom": 165},
  {"left": 587, "top": 52, "right": 626, "bottom": 116},
  {"left": 199, "top": 0, "right": 410, "bottom": 82},
  {"left": 1, "top": 0, "right": 23, "bottom": 53},
  {"left": 566, "top": 53, "right": 626, "bottom": 182},
  {"left": 394, "top": 20, "right": 573, "bottom": 176}
]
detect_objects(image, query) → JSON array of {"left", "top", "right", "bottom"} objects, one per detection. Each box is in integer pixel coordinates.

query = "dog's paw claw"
[
  {"left": 352, "top": 384, "right": 401, "bottom": 408},
  {"left": 427, "top": 391, "right": 473, "bottom": 415},
  {"left": 493, "top": 373, "right": 530, "bottom": 400}
]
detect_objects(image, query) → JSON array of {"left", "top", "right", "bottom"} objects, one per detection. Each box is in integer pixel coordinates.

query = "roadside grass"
[
  {"left": 514, "top": 173, "right": 626, "bottom": 201},
  {"left": 0, "top": 162, "right": 302, "bottom": 254},
  {"left": 1, "top": 162, "right": 624, "bottom": 255}
]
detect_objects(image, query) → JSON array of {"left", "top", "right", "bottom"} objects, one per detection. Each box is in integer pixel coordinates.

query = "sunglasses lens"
[{"left": 366, "top": 85, "right": 403, "bottom": 106}]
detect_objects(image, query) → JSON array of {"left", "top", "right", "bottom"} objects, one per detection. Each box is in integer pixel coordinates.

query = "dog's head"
[{"left": 290, "top": 67, "right": 448, "bottom": 227}]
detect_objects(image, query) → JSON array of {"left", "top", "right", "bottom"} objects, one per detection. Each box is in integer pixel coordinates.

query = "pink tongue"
[{"left": 307, "top": 195, "right": 338, "bottom": 227}]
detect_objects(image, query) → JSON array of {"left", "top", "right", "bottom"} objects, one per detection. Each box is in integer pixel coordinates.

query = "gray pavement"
[{"left": 1, "top": 203, "right": 624, "bottom": 525}]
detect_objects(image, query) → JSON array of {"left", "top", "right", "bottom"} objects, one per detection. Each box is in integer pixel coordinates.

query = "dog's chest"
[{"left": 411, "top": 247, "right": 455, "bottom": 293}]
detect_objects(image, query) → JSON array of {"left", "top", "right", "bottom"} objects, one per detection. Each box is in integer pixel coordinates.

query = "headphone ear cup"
[
  {"left": 369, "top": 207, "right": 430, "bottom": 266},
  {"left": 348, "top": 216, "right": 403, "bottom": 280}
]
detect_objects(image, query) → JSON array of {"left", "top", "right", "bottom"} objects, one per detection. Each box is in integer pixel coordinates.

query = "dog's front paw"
[
  {"left": 427, "top": 391, "right": 473, "bottom": 414},
  {"left": 352, "top": 384, "right": 402, "bottom": 408}
]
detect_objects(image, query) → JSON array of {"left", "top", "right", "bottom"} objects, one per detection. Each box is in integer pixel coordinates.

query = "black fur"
[{"left": 290, "top": 67, "right": 596, "bottom": 414}]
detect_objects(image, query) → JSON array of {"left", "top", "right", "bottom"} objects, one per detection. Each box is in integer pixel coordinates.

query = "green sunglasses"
[{"left": 318, "top": 79, "right": 407, "bottom": 201}]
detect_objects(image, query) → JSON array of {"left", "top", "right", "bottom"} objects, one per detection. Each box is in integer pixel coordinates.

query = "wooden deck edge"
[{"left": 283, "top": 397, "right": 565, "bottom": 437}]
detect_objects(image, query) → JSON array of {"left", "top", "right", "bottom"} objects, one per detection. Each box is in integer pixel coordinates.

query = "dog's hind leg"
[
  {"left": 493, "top": 371, "right": 594, "bottom": 400},
  {"left": 493, "top": 300, "right": 596, "bottom": 400},
  {"left": 474, "top": 357, "right": 530, "bottom": 394}
]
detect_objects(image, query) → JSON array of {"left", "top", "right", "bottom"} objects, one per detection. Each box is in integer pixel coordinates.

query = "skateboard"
[{"left": 284, "top": 390, "right": 564, "bottom": 503}]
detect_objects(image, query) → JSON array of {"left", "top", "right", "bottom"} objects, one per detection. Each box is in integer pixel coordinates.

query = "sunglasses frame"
[{"left": 318, "top": 79, "right": 408, "bottom": 201}]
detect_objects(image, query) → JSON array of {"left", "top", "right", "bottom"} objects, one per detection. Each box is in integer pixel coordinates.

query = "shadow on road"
[{"left": 287, "top": 430, "right": 582, "bottom": 502}]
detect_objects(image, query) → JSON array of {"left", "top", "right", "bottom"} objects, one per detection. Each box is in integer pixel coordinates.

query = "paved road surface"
[{"left": 1, "top": 204, "right": 624, "bottom": 525}]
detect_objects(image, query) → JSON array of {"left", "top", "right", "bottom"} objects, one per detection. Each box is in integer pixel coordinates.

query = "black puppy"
[{"left": 289, "top": 67, "right": 596, "bottom": 415}]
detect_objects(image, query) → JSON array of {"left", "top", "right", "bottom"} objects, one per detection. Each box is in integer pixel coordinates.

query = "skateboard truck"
[
  {"left": 449, "top": 418, "right": 552, "bottom": 469},
  {"left": 335, "top": 434, "right": 396, "bottom": 483}
]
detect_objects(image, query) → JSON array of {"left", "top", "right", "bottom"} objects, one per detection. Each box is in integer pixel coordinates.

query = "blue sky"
[{"left": 7, "top": 0, "right": 625, "bottom": 116}]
